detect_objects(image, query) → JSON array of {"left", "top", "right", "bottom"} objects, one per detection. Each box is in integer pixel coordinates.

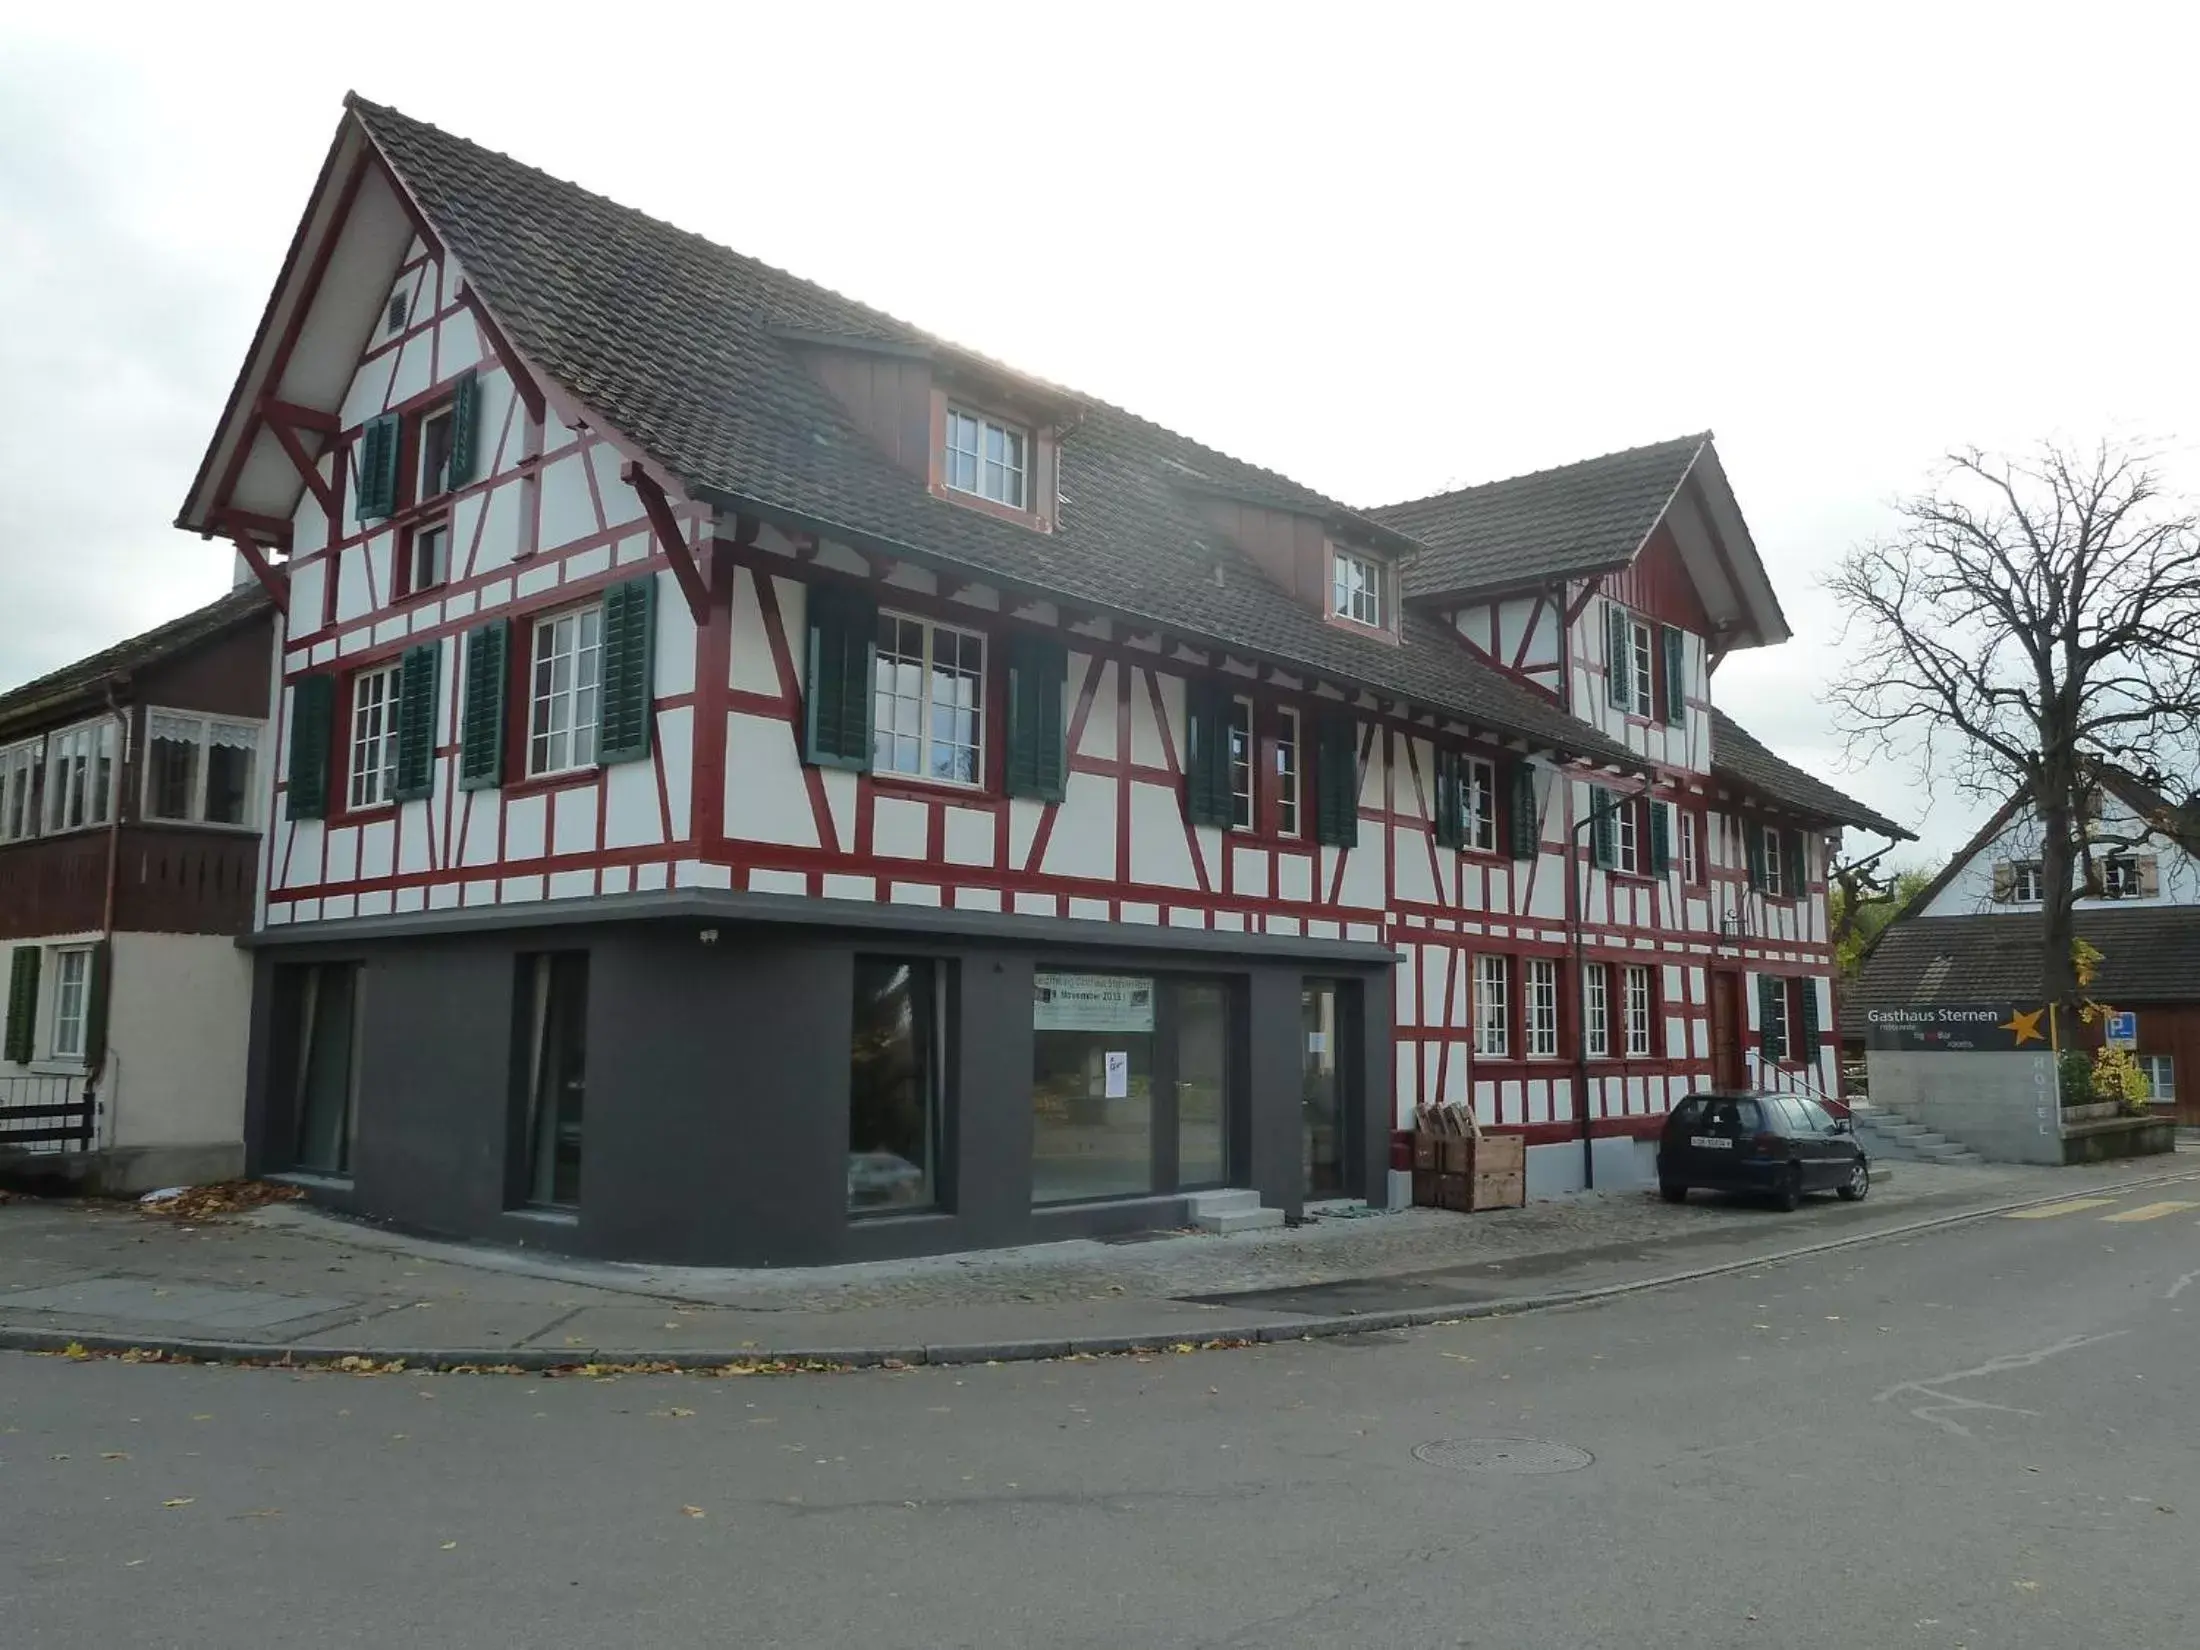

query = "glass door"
[
  {"left": 1174, "top": 982, "right": 1229, "bottom": 1189},
  {"left": 1302, "top": 981, "right": 1347, "bottom": 1198}
]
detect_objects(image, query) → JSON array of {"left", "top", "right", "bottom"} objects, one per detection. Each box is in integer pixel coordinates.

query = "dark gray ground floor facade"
[{"left": 244, "top": 892, "right": 1396, "bottom": 1265}]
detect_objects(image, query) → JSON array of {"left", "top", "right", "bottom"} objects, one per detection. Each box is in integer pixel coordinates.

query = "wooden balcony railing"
[{"left": 0, "top": 823, "right": 258, "bottom": 939}]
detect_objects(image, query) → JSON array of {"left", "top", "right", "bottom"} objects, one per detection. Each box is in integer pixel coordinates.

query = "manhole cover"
[{"left": 1412, "top": 1437, "right": 1593, "bottom": 1474}]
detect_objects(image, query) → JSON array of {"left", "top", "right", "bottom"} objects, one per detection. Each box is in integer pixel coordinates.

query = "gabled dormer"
[
  {"left": 777, "top": 329, "right": 1080, "bottom": 533},
  {"left": 1177, "top": 479, "right": 1419, "bottom": 645}
]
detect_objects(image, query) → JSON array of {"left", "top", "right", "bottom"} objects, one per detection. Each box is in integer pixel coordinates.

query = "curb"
[{"left": 5, "top": 1163, "right": 2195, "bottom": 1373}]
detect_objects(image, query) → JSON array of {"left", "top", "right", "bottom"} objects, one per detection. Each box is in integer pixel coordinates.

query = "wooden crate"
[
  {"left": 1468, "top": 1169, "right": 1525, "bottom": 1210},
  {"left": 1435, "top": 1174, "right": 1473, "bottom": 1211}
]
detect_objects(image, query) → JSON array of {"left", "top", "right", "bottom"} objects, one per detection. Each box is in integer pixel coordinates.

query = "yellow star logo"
[{"left": 2002, "top": 1007, "right": 2046, "bottom": 1046}]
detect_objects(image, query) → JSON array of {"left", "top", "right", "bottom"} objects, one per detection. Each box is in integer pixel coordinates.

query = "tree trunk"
[{"left": 2037, "top": 790, "right": 2079, "bottom": 1011}]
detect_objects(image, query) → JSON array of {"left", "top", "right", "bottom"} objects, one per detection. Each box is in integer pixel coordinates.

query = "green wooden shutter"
[
  {"left": 392, "top": 642, "right": 441, "bottom": 801},
  {"left": 286, "top": 674, "right": 336, "bottom": 821},
  {"left": 82, "top": 939, "right": 112, "bottom": 1069},
  {"left": 356, "top": 413, "right": 401, "bottom": 521},
  {"left": 445, "top": 370, "right": 482, "bottom": 487},
  {"left": 1590, "top": 785, "right": 1616, "bottom": 869},
  {"left": 1744, "top": 822, "right": 1766, "bottom": 891},
  {"left": 1650, "top": 798, "right": 1672, "bottom": 874},
  {"left": 458, "top": 620, "right": 508, "bottom": 791},
  {"left": 4, "top": 947, "right": 38, "bottom": 1065},
  {"left": 597, "top": 574, "right": 656, "bottom": 766},
  {"left": 1508, "top": 762, "right": 1538, "bottom": 862},
  {"left": 1660, "top": 626, "right": 1685, "bottom": 726},
  {"left": 1433, "top": 750, "right": 1462, "bottom": 850},
  {"left": 1006, "top": 634, "right": 1068, "bottom": 803},
  {"left": 802, "top": 584, "right": 875, "bottom": 771},
  {"left": 1784, "top": 830, "right": 1808, "bottom": 896},
  {"left": 1183, "top": 680, "right": 1230, "bottom": 828},
  {"left": 1759, "top": 975, "right": 1785, "bottom": 1062},
  {"left": 1314, "top": 714, "right": 1360, "bottom": 848},
  {"left": 1798, "top": 976, "right": 1821, "bottom": 1061},
  {"left": 1606, "top": 603, "right": 1632, "bottom": 710}
]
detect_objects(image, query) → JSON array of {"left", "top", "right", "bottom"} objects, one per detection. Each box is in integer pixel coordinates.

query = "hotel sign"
[{"left": 1864, "top": 1003, "right": 2052, "bottom": 1053}]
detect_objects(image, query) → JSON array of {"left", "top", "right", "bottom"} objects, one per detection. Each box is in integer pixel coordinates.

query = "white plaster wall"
[
  {"left": 105, "top": 932, "right": 251, "bottom": 1150},
  {"left": 1920, "top": 797, "right": 2200, "bottom": 915}
]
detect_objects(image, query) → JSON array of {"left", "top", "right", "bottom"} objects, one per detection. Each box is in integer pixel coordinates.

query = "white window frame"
[
  {"left": 1584, "top": 962, "right": 1611, "bottom": 1058},
  {"left": 1332, "top": 548, "right": 1384, "bottom": 628},
  {"left": 2009, "top": 860, "right": 2044, "bottom": 902},
  {"left": 1614, "top": 797, "right": 1641, "bottom": 875},
  {"left": 417, "top": 402, "right": 455, "bottom": 503},
  {"left": 1526, "top": 958, "right": 1560, "bottom": 1058},
  {"left": 142, "top": 710, "right": 262, "bottom": 829},
  {"left": 1227, "top": 695, "right": 1255, "bottom": 831},
  {"left": 347, "top": 663, "right": 403, "bottom": 810},
  {"left": 1680, "top": 809, "right": 1700, "bottom": 883},
  {"left": 2140, "top": 1054, "right": 2174, "bottom": 1101},
  {"left": 50, "top": 945, "right": 91, "bottom": 1062},
  {"left": 528, "top": 605, "right": 605, "bottom": 779},
  {"left": 871, "top": 611, "right": 987, "bottom": 788},
  {"left": 1274, "top": 707, "right": 1301, "bottom": 838},
  {"left": 1763, "top": 975, "right": 1790, "bottom": 1063},
  {"left": 41, "top": 718, "right": 118, "bottom": 835},
  {"left": 1628, "top": 618, "right": 1655, "bottom": 716},
  {"left": 2102, "top": 854, "right": 2142, "bottom": 899},
  {"left": 1762, "top": 826, "right": 1784, "bottom": 897},
  {"left": 1473, "top": 954, "right": 1511, "bottom": 1058},
  {"left": 406, "top": 518, "right": 451, "bottom": 596},
  {"left": 943, "top": 407, "right": 1028, "bottom": 509},
  {"left": 0, "top": 737, "right": 40, "bottom": 843},
  {"left": 1463, "top": 756, "right": 1497, "bottom": 853},
  {"left": 1623, "top": 964, "right": 1653, "bottom": 1057}
]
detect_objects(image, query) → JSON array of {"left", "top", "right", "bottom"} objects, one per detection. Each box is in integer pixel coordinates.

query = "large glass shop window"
[{"left": 1032, "top": 973, "right": 1158, "bottom": 1203}]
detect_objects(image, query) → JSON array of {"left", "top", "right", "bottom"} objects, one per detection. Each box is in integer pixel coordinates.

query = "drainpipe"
[{"left": 93, "top": 676, "right": 131, "bottom": 1144}]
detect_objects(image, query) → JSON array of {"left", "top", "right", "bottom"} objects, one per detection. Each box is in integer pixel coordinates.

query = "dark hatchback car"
[{"left": 1657, "top": 1092, "right": 1870, "bottom": 1210}]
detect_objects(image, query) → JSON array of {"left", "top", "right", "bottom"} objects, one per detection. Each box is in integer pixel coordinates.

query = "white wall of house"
[
  {"left": 104, "top": 931, "right": 251, "bottom": 1157},
  {"left": 1919, "top": 794, "right": 2200, "bottom": 915}
]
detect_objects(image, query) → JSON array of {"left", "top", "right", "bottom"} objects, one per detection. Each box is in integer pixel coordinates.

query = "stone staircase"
[
  {"left": 1186, "top": 1188, "right": 1286, "bottom": 1235},
  {"left": 1849, "top": 1102, "right": 1985, "bottom": 1166}
]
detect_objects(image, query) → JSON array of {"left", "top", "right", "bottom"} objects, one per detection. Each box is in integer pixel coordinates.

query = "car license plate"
[{"left": 1689, "top": 1136, "right": 1732, "bottom": 1149}]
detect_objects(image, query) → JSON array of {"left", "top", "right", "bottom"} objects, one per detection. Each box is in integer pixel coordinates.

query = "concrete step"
[
  {"left": 1185, "top": 1189, "right": 1262, "bottom": 1218},
  {"left": 1195, "top": 1206, "right": 1287, "bottom": 1236}
]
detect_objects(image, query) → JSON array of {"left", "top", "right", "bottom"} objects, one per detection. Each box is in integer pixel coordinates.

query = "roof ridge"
[
  {"left": 1371, "top": 431, "right": 1710, "bottom": 515},
  {"left": 346, "top": 95, "right": 1392, "bottom": 532}
]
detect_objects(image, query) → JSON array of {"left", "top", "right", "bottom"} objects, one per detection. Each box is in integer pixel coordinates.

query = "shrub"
[
  {"left": 2058, "top": 1048, "right": 2097, "bottom": 1105},
  {"left": 2091, "top": 1045, "right": 2152, "bottom": 1115}
]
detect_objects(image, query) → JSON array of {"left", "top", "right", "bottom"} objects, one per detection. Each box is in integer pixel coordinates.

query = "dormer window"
[
  {"left": 1332, "top": 549, "right": 1384, "bottom": 628},
  {"left": 944, "top": 408, "right": 1027, "bottom": 509}
]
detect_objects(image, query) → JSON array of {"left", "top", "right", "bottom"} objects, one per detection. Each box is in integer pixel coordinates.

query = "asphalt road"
[{"left": 5, "top": 1182, "right": 2198, "bottom": 1649}]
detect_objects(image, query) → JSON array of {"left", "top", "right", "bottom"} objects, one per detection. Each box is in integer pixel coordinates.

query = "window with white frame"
[
  {"left": 1526, "top": 958, "right": 1560, "bottom": 1057},
  {"left": 2009, "top": 860, "right": 2044, "bottom": 902},
  {"left": 1628, "top": 618, "right": 1656, "bottom": 716},
  {"left": 1762, "top": 826, "right": 1784, "bottom": 897},
  {"left": 1473, "top": 954, "right": 1511, "bottom": 1058},
  {"left": 1332, "top": 549, "right": 1383, "bottom": 628},
  {"left": 418, "top": 403, "right": 457, "bottom": 502},
  {"left": 872, "top": 612, "right": 985, "bottom": 785},
  {"left": 347, "top": 664, "right": 403, "bottom": 809},
  {"left": 0, "top": 738, "right": 38, "bottom": 843},
  {"left": 1680, "top": 809, "right": 1700, "bottom": 883},
  {"left": 50, "top": 946, "right": 91, "bottom": 1061},
  {"left": 144, "top": 711, "right": 261, "bottom": 827},
  {"left": 1227, "top": 696, "right": 1255, "bottom": 830},
  {"left": 1584, "top": 962, "right": 1611, "bottom": 1057},
  {"left": 943, "top": 408, "right": 1027, "bottom": 509},
  {"left": 42, "top": 719, "right": 117, "bottom": 834},
  {"left": 1463, "top": 756, "right": 1497, "bottom": 853},
  {"left": 1274, "top": 707, "right": 1301, "bottom": 837},
  {"left": 529, "top": 606, "right": 604, "bottom": 777},
  {"left": 2140, "top": 1054, "right": 2174, "bottom": 1102},
  {"left": 1623, "top": 964, "right": 1653, "bottom": 1056},
  {"left": 2102, "top": 854, "right": 2143, "bottom": 899},
  {"left": 1614, "top": 796, "right": 1641, "bottom": 874}
]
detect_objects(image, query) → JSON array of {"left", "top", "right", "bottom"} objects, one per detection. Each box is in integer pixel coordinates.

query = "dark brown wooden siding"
[
  {"left": 0, "top": 823, "right": 257, "bottom": 939},
  {"left": 801, "top": 347, "right": 934, "bottom": 473},
  {"left": 1198, "top": 498, "right": 1333, "bottom": 610},
  {"left": 1600, "top": 524, "right": 1712, "bottom": 635},
  {"left": 2063, "top": 1000, "right": 2200, "bottom": 1127}
]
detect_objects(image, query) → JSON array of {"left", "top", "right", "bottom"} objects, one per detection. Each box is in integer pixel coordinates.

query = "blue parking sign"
[{"left": 2106, "top": 1010, "right": 2138, "bottom": 1049}]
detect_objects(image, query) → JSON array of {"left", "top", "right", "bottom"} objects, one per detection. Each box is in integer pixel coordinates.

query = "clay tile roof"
[
  {"left": 0, "top": 585, "right": 271, "bottom": 731},
  {"left": 1846, "top": 908, "right": 2200, "bottom": 1034},
  {"left": 1369, "top": 435, "right": 1708, "bottom": 599},
  {"left": 1709, "top": 708, "right": 1909, "bottom": 838}
]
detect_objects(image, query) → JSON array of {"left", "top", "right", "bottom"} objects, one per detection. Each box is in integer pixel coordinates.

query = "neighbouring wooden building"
[
  {"left": 1851, "top": 766, "right": 2200, "bottom": 1126},
  {"left": 174, "top": 97, "right": 1902, "bottom": 1264},
  {"left": 0, "top": 586, "right": 274, "bottom": 1189}
]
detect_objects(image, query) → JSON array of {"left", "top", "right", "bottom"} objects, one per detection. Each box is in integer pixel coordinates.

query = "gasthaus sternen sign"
[{"left": 1864, "top": 1003, "right": 2053, "bottom": 1053}]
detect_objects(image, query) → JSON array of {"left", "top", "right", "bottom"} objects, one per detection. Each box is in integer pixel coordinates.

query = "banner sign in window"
[{"left": 1033, "top": 973, "right": 1155, "bottom": 1033}]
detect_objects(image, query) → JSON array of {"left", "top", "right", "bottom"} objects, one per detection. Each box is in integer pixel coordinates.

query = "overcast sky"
[{"left": 4, "top": 3, "right": 2194, "bottom": 866}]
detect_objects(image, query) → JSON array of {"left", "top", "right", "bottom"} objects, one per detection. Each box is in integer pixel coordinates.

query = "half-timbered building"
[
  {"left": 0, "top": 587, "right": 273, "bottom": 1191},
  {"left": 176, "top": 97, "right": 1902, "bottom": 1263}
]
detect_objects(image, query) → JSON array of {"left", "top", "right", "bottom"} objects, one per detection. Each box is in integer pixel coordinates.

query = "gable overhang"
[
  {"left": 1660, "top": 440, "right": 1790, "bottom": 654},
  {"left": 176, "top": 109, "right": 423, "bottom": 547}
]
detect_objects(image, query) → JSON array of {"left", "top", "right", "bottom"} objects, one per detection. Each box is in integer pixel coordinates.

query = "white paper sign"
[
  {"left": 1306, "top": 1031, "right": 1329, "bottom": 1055},
  {"left": 1104, "top": 1051, "right": 1130, "bottom": 1098},
  {"left": 1034, "top": 973, "right": 1156, "bottom": 1033}
]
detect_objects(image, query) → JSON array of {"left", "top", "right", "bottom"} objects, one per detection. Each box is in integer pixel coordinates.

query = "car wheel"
[
  {"left": 1659, "top": 1180, "right": 1688, "bottom": 1204},
  {"left": 1774, "top": 1166, "right": 1804, "bottom": 1212},
  {"left": 1837, "top": 1159, "right": 1870, "bottom": 1202}
]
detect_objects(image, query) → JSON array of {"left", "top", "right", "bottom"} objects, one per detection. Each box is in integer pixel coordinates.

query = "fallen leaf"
[
  {"left": 441, "top": 1541, "right": 458, "bottom": 1551},
  {"left": 101, "top": 1452, "right": 130, "bottom": 1461},
  {"left": 681, "top": 1505, "right": 706, "bottom": 1518},
  {"left": 2017, "top": 1579, "right": 2040, "bottom": 1592},
  {"left": 162, "top": 1498, "right": 194, "bottom": 1509}
]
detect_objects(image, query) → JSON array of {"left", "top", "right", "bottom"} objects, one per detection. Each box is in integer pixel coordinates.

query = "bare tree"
[{"left": 1828, "top": 441, "right": 2200, "bottom": 1007}]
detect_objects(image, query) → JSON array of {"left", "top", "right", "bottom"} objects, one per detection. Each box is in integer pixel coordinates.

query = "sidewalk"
[{"left": 3, "top": 1153, "right": 2193, "bottom": 1369}]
